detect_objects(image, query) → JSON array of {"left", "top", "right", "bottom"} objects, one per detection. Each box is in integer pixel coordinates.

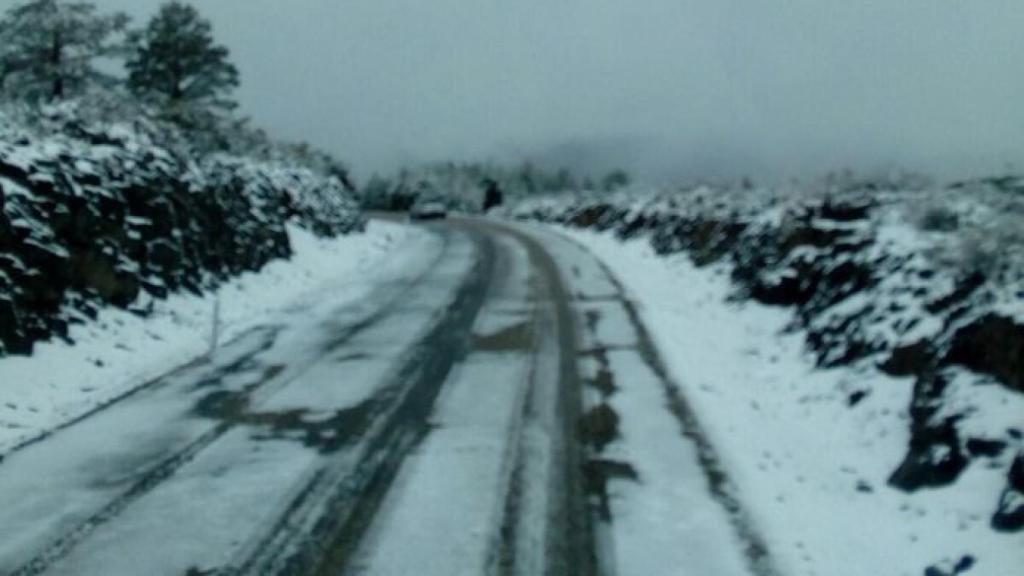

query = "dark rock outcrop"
[
  {"left": 889, "top": 415, "right": 968, "bottom": 491},
  {"left": 923, "top": 555, "right": 975, "bottom": 576},
  {"left": 0, "top": 123, "right": 364, "bottom": 356},
  {"left": 992, "top": 452, "right": 1024, "bottom": 532},
  {"left": 889, "top": 372, "right": 969, "bottom": 491},
  {"left": 945, "top": 315, "right": 1024, "bottom": 393},
  {"left": 880, "top": 341, "right": 935, "bottom": 377}
]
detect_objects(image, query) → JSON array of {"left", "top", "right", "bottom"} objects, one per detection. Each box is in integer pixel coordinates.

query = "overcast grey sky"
[{"left": 6, "top": 0, "right": 1023, "bottom": 183}]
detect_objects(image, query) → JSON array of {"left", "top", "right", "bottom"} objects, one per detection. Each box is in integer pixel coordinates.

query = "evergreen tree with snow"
[
  {"left": 126, "top": 2, "right": 239, "bottom": 125},
  {"left": 0, "top": 0, "right": 129, "bottom": 101}
]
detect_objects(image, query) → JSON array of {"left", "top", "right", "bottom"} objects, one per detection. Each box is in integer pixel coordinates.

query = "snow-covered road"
[{"left": 0, "top": 218, "right": 758, "bottom": 576}]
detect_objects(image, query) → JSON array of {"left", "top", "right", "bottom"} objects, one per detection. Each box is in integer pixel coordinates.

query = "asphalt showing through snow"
[{"left": 0, "top": 217, "right": 770, "bottom": 576}]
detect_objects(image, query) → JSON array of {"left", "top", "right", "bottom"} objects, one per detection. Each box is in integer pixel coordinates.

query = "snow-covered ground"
[
  {"left": 550, "top": 226, "right": 1024, "bottom": 576},
  {"left": 0, "top": 221, "right": 423, "bottom": 456}
]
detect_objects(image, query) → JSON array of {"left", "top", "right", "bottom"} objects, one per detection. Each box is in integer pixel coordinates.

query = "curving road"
[
  {"left": 0, "top": 218, "right": 606, "bottom": 576},
  {"left": 0, "top": 217, "right": 768, "bottom": 576}
]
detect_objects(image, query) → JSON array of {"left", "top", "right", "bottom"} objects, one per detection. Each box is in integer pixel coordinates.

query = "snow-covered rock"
[{"left": 0, "top": 109, "right": 364, "bottom": 356}]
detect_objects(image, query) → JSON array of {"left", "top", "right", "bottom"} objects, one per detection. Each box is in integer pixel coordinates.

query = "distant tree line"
[
  {"left": 0, "top": 0, "right": 351, "bottom": 185},
  {"left": 361, "top": 161, "right": 633, "bottom": 212}
]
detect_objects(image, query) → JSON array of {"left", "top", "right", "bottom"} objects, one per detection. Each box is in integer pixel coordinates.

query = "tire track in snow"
[
  {"left": 224, "top": 227, "right": 498, "bottom": 576},
  {"left": 7, "top": 234, "right": 454, "bottom": 576},
  {"left": 482, "top": 221, "right": 602, "bottom": 576},
  {"left": 553, "top": 231, "right": 783, "bottom": 576}
]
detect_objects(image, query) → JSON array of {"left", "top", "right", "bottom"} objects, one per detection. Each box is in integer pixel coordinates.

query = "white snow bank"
[
  {"left": 559, "top": 228, "right": 1024, "bottom": 576},
  {"left": 0, "top": 221, "right": 421, "bottom": 455}
]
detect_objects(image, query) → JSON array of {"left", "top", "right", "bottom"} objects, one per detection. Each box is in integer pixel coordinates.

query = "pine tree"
[
  {"left": 126, "top": 2, "right": 239, "bottom": 115},
  {"left": 0, "top": 24, "right": 13, "bottom": 94},
  {"left": 0, "top": 0, "right": 129, "bottom": 101},
  {"left": 601, "top": 169, "right": 631, "bottom": 192}
]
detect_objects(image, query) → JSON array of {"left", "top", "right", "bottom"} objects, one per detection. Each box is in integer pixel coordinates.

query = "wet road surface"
[
  {"left": 0, "top": 218, "right": 770, "bottom": 576},
  {"left": 0, "top": 218, "right": 606, "bottom": 576}
]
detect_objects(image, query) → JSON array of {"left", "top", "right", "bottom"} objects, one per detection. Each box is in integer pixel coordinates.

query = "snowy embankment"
[
  {"left": 507, "top": 183, "right": 1023, "bottom": 576},
  {"left": 0, "top": 220, "right": 419, "bottom": 456},
  {"left": 1, "top": 104, "right": 363, "bottom": 356}
]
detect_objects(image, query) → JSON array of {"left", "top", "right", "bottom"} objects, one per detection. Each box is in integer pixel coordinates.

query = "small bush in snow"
[{"left": 917, "top": 204, "right": 959, "bottom": 232}]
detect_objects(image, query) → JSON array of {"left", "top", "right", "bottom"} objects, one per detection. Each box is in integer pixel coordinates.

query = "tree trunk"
[
  {"left": 170, "top": 60, "right": 184, "bottom": 103},
  {"left": 50, "top": 30, "right": 64, "bottom": 100}
]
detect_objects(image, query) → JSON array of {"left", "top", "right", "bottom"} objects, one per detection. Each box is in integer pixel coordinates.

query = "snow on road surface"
[
  {"left": 538, "top": 223, "right": 1024, "bottom": 576},
  {"left": 0, "top": 221, "right": 424, "bottom": 456},
  {"left": 353, "top": 221, "right": 764, "bottom": 576},
  {"left": 524, "top": 224, "right": 765, "bottom": 576},
  {"left": 7, "top": 214, "right": 976, "bottom": 576},
  {"left": 0, "top": 220, "right": 454, "bottom": 574},
  {"left": 350, "top": 234, "right": 539, "bottom": 576},
  {"left": 31, "top": 238, "right": 475, "bottom": 575},
  {"left": 2, "top": 218, "right": 618, "bottom": 576}
]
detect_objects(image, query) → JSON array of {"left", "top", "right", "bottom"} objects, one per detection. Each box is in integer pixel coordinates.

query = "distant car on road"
[{"left": 410, "top": 201, "right": 448, "bottom": 221}]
